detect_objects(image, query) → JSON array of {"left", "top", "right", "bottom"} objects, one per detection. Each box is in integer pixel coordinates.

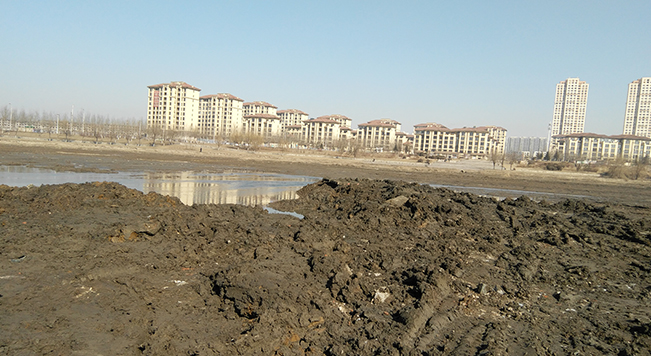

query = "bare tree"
[
  {"left": 489, "top": 148, "right": 501, "bottom": 169},
  {"left": 633, "top": 156, "right": 649, "bottom": 180},
  {"left": 506, "top": 151, "right": 522, "bottom": 170}
]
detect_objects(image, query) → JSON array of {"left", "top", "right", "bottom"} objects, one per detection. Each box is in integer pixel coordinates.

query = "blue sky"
[{"left": 1, "top": 0, "right": 649, "bottom": 137}]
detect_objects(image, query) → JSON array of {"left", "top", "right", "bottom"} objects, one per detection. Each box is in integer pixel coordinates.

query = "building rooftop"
[
  {"left": 244, "top": 113, "right": 280, "bottom": 120},
  {"left": 148, "top": 81, "right": 201, "bottom": 91},
  {"left": 278, "top": 109, "right": 308, "bottom": 115},
  {"left": 316, "top": 114, "right": 350, "bottom": 121},
  {"left": 243, "top": 101, "right": 277, "bottom": 108},
  {"left": 414, "top": 122, "right": 449, "bottom": 130},
  {"left": 304, "top": 117, "right": 340, "bottom": 124},
  {"left": 200, "top": 93, "right": 243, "bottom": 101},
  {"left": 358, "top": 120, "right": 397, "bottom": 128},
  {"left": 557, "top": 133, "right": 651, "bottom": 141},
  {"left": 450, "top": 127, "right": 491, "bottom": 133}
]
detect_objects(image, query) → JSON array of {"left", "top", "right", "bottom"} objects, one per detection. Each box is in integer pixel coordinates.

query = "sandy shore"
[{"left": 1, "top": 134, "right": 649, "bottom": 205}]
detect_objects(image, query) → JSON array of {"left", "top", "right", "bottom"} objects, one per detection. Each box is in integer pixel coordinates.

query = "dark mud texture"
[{"left": 1, "top": 178, "right": 651, "bottom": 355}]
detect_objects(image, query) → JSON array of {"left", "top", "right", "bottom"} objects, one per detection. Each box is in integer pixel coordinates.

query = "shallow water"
[
  {"left": 429, "top": 183, "right": 591, "bottom": 201},
  {"left": 0, "top": 166, "right": 594, "bottom": 206},
  {"left": 0, "top": 166, "right": 319, "bottom": 206}
]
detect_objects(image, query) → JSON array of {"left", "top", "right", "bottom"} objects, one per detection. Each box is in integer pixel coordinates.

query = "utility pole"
[
  {"left": 546, "top": 122, "right": 552, "bottom": 153},
  {"left": 71, "top": 105, "right": 74, "bottom": 136},
  {"left": 9, "top": 102, "right": 13, "bottom": 131},
  {"left": 56, "top": 114, "right": 60, "bottom": 134}
]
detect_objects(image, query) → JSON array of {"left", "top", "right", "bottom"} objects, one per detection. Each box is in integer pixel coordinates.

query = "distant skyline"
[{"left": 1, "top": 1, "right": 649, "bottom": 137}]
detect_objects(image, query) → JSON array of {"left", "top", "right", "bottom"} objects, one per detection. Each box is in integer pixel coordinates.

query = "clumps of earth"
[{"left": 1, "top": 178, "right": 650, "bottom": 355}]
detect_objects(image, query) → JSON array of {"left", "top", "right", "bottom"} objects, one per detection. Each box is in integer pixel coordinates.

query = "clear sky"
[{"left": 1, "top": 0, "right": 649, "bottom": 137}]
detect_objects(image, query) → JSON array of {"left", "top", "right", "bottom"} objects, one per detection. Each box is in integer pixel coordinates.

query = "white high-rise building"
[
  {"left": 551, "top": 78, "right": 589, "bottom": 143},
  {"left": 622, "top": 77, "right": 651, "bottom": 138},
  {"left": 147, "top": 81, "right": 201, "bottom": 131}
]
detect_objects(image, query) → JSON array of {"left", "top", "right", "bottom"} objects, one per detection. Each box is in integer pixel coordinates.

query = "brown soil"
[{"left": 1, "top": 137, "right": 651, "bottom": 355}]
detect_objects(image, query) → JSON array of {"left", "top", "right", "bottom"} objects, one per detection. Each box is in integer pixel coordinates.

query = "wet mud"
[{"left": 1, "top": 179, "right": 650, "bottom": 355}]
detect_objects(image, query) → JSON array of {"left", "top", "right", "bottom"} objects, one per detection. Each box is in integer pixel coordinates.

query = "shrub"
[{"left": 544, "top": 162, "right": 566, "bottom": 171}]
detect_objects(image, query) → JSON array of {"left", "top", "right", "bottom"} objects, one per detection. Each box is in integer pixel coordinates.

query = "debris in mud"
[{"left": 0, "top": 179, "right": 650, "bottom": 355}]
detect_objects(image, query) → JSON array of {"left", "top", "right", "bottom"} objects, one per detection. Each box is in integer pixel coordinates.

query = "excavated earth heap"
[{"left": 1, "top": 178, "right": 650, "bottom": 355}]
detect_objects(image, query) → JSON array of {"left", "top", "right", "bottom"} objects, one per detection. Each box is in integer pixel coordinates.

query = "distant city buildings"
[
  {"left": 544, "top": 76, "right": 651, "bottom": 161},
  {"left": 506, "top": 137, "right": 548, "bottom": 156},
  {"left": 622, "top": 77, "right": 651, "bottom": 138}
]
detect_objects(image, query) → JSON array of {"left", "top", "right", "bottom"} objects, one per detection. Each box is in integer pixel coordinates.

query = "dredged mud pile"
[{"left": 1, "top": 178, "right": 650, "bottom": 355}]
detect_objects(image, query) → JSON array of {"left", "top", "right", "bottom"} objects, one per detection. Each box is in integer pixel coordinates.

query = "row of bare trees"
[
  {"left": 0, "top": 105, "right": 153, "bottom": 145},
  {"left": 0, "top": 106, "right": 370, "bottom": 152}
]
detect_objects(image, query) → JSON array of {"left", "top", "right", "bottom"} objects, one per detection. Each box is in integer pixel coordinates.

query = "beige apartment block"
[
  {"left": 551, "top": 78, "right": 589, "bottom": 148},
  {"left": 284, "top": 124, "right": 303, "bottom": 142},
  {"left": 623, "top": 77, "right": 651, "bottom": 138},
  {"left": 244, "top": 101, "right": 277, "bottom": 116},
  {"left": 302, "top": 117, "right": 342, "bottom": 147},
  {"left": 317, "top": 114, "right": 352, "bottom": 129},
  {"left": 556, "top": 133, "right": 650, "bottom": 161},
  {"left": 452, "top": 128, "right": 492, "bottom": 157},
  {"left": 340, "top": 126, "right": 353, "bottom": 142},
  {"left": 243, "top": 113, "right": 281, "bottom": 138},
  {"left": 413, "top": 123, "right": 456, "bottom": 155},
  {"left": 358, "top": 119, "right": 399, "bottom": 150},
  {"left": 413, "top": 123, "right": 505, "bottom": 159},
  {"left": 395, "top": 131, "right": 413, "bottom": 153},
  {"left": 198, "top": 93, "right": 244, "bottom": 139},
  {"left": 481, "top": 125, "right": 507, "bottom": 154},
  {"left": 147, "top": 81, "right": 201, "bottom": 132},
  {"left": 277, "top": 109, "right": 309, "bottom": 131},
  {"left": 614, "top": 135, "right": 651, "bottom": 161}
]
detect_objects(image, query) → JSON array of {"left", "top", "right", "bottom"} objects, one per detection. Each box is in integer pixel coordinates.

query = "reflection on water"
[
  {"left": 0, "top": 166, "right": 319, "bottom": 206},
  {"left": 142, "top": 172, "right": 318, "bottom": 205}
]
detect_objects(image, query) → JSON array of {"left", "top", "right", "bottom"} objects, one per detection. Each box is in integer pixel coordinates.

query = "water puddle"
[
  {"left": 429, "top": 183, "right": 591, "bottom": 201},
  {"left": 0, "top": 166, "right": 319, "bottom": 206}
]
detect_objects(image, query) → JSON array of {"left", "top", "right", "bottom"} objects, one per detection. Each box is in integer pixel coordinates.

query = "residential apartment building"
[
  {"left": 622, "top": 77, "right": 651, "bottom": 138},
  {"left": 413, "top": 123, "right": 456, "bottom": 155},
  {"left": 198, "top": 93, "right": 244, "bottom": 139},
  {"left": 482, "top": 125, "right": 507, "bottom": 154},
  {"left": 284, "top": 124, "right": 303, "bottom": 142},
  {"left": 147, "top": 81, "right": 201, "bottom": 132},
  {"left": 413, "top": 123, "right": 507, "bottom": 159},
  {"left": 318, "top": 114, "right": 352, "bottom": 129},
  {"left": 277, "top": 109, "right": 309, "bottom": 131},
  {"left": 243, "top": 101, "right": 277, "bottom": 116},
  {"left": 243, "top": 113, "right": 281, "bottom": 138},
  {"left": 556, "top": 133, "right": 650, "bottom": 161},
  {"left": 358, "top": 119, "right": 399, "bottom": 150},
  {"left": 551, "top": 78, "right": 589, "bottom": 148},
  {"left": 302, "top": 117, "right": 342, "bottom": 147}
]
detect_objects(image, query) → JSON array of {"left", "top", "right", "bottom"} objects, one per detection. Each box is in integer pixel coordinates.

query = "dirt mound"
[{"left": 1, "top": 179, "right": 650, "bottom": 355}]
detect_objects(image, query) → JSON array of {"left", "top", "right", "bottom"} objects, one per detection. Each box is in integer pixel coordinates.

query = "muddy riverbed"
[{"left": 1, "top": 178, "right": 650, "bottom": 355}]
